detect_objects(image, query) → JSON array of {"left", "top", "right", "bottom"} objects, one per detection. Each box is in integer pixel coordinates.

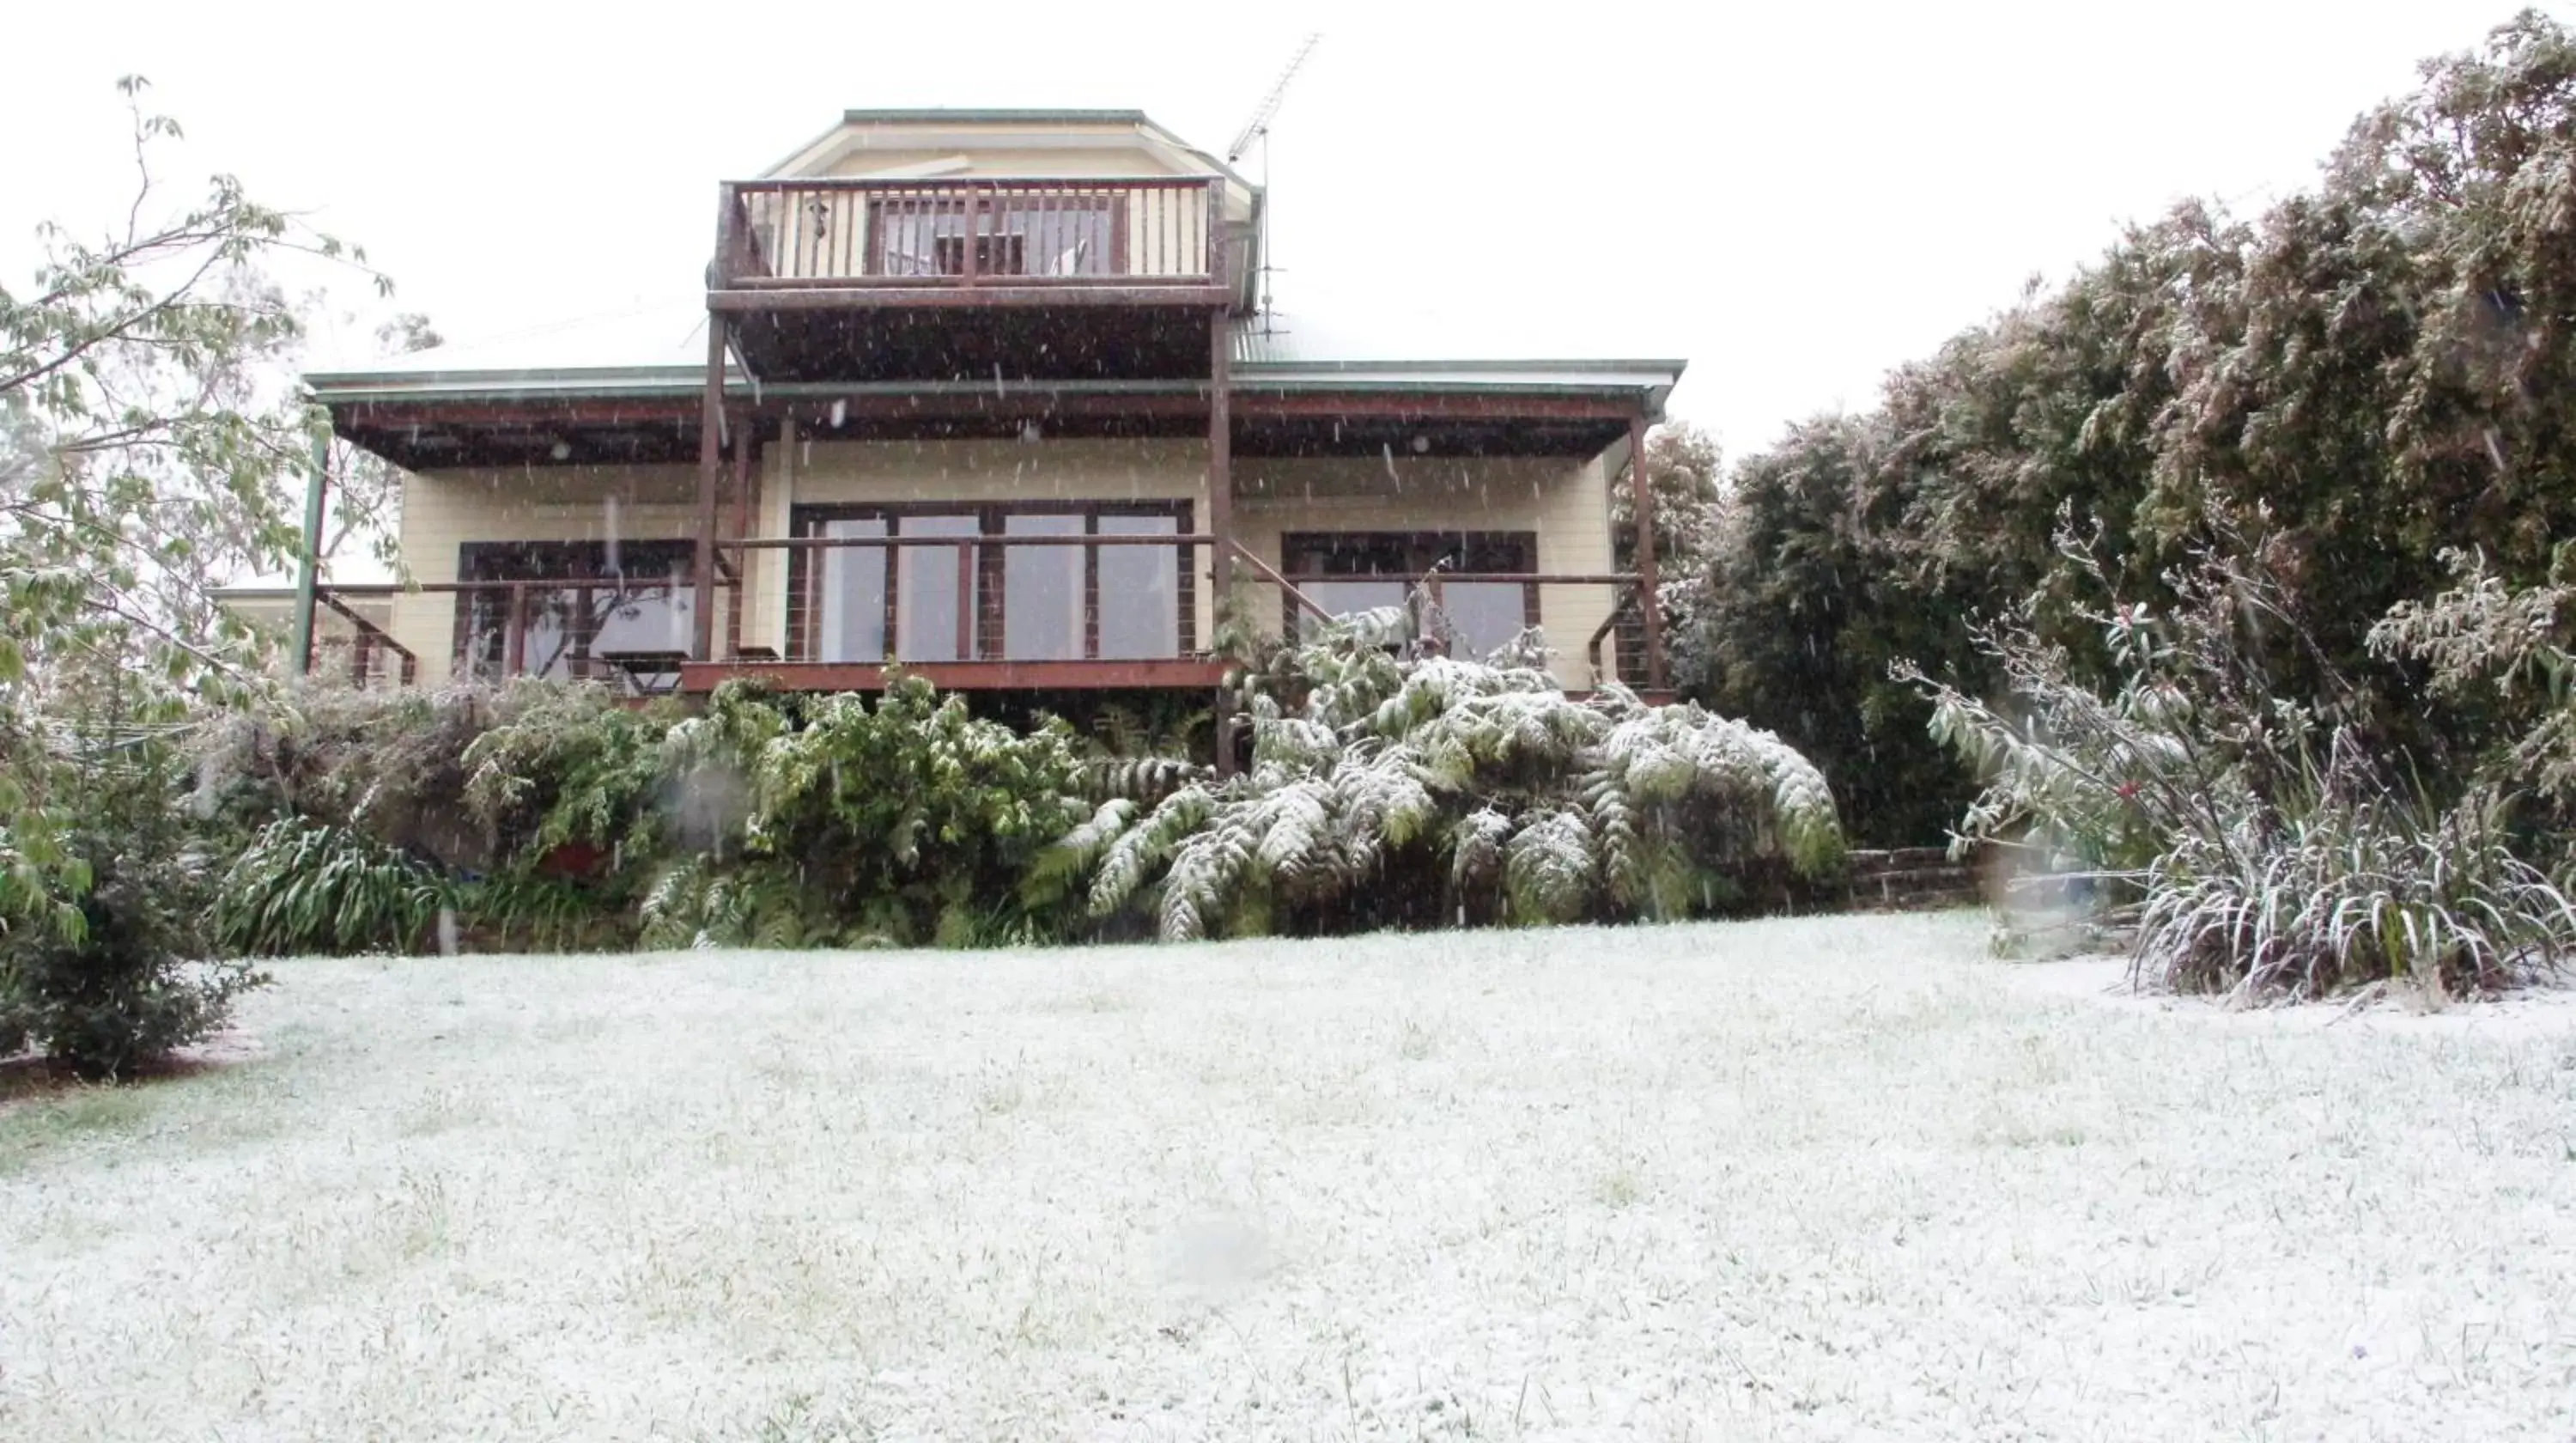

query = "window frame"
[
  {"left": 787, "top": 500, "right": 1195, "bottom": 664},
  {"left": 451, "top": 539, "right": 698, "bottom": 679},
  {"left": 1278, "top": 530, "right": 1543, "bottom": 648}
]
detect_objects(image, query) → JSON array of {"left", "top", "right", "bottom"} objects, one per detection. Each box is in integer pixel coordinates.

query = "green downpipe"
[{"left": 290, "top": 429, "right": 328, "bottom": 679}]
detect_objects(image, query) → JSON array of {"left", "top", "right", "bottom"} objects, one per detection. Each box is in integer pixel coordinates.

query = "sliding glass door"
[
  {"left": 816, "top": 517, "right": 887, "bottom": 663},
  {"left": 1003, "top": 514, "right": 1085, "bottom": 661},
  {"left": 793, "top": 504, "right": 1192, "bottom": 665},
  {"left": 894, "top": 514, "right": 978, "bottom": 662}
]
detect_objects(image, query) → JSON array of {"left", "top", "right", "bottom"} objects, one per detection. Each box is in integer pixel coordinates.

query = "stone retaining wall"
[{"left": 1842, "top": 846, "right": 1983, "bottom": 911}]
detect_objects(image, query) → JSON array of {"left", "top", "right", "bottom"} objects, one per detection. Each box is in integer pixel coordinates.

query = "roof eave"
[{"left": 308, "top": 364, "right": 1679, "bottom": 410}]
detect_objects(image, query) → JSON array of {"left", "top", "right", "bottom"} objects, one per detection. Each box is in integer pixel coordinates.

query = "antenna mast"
[
  {"left": 1228, "top": 32, "right": 1321, "bottom": 164},
  {"left": 1227, "top": 32, "right": 1320, "bottom": 336}
]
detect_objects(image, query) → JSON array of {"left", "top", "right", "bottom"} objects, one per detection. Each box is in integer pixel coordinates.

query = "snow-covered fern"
[{"left": 1048, "top": 614, "right": 1849, "bottom": 941}]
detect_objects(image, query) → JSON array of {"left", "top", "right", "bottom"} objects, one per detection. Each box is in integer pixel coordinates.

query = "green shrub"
[
  {"left": 3, "top": 709, "right": 260, "bottom": 1078},
  {"left": 1908, "top": 537, "right": 2576, "bottom": 996},
  {"left": 460, "top": 685, "right": 684, "bottom": 862},
  {"left": 211, "top": 816, "right": 449, "bottom": 957},
  {"left": 742, "top": 678, "right": 1091, "bottom": 946},
  {"left": 1680, "top": 18, "right": 2576, "bottom": 848}
]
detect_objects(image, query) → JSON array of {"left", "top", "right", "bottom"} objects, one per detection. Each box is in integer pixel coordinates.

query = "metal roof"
[
  {"left": 304, "top": 303, "right": 1683, "bottom": 406},
  {"left": 838, "top": 109, "right": 1155, "bottom": 125}
]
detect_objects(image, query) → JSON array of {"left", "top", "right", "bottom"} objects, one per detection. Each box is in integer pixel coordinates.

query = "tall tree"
[
  {"left": 1679, "top": 10, "right": 2576, "bottom": 846},
  {"left": 1, "top": 76, "right": 385, "bottom": 919}
]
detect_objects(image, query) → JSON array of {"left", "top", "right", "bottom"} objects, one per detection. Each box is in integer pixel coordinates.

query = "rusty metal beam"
[
  {"left": 731, "top": 533, "right": 1217, "bottom": 552},
  {"left": 675, "top": 658, "right": 1230, "bottom": 693},
  {"left": 337, "top": 399, "right": 703, "bottom": 427},
  {"left": 708, "top": 284, "right": 1235, "bottom": 312},
  {"left": 335, "top": 390, "right": 1636, "bottom": 442},
  {"left": 1230, "top": 392, "right": 1638, "bottom": 422}
]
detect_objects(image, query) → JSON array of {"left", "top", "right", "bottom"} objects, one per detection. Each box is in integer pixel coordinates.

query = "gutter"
[{"left": 307, "top": 362, "right": 1686, "bottom": 408}]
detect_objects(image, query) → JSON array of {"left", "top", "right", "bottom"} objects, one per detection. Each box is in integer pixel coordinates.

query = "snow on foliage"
[{"left": 1055, "top": 617, "right": 1846, "bottom": 941}]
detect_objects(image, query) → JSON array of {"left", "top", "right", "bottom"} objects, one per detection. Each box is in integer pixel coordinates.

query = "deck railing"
[
  {"left": 716, "top": 176, "right": 1226, "bottom": 290},
  {"left": 312, "top": 557, "right": 1665, "bottom": 692}
]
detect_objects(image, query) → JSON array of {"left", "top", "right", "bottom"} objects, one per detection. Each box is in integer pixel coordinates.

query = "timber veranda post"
[
  {"left": 693, "top": 320, "right": 726, "bottom": 662},
  {"left": 1208, "top": 311, "right": 1236, "bottom": 777},
  {"left": 726, "top": 434, "right": 756, "bottom": 661},
  {"left": 1628, "top": 411, "right": 1667, "bottom": 692},
  {"left": 290, "top": 429, "right": 331, "bottom": 679}
]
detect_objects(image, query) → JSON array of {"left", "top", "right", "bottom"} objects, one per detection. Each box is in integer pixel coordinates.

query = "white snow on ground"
[
  {"left": 2005, "top": 952, "right": 2576, "bottom": 1039},
  {"left": 3, "top": 912, "right": 2574, "bottom": 1440}
]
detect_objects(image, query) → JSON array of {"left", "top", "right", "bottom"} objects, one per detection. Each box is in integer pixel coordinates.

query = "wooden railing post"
[
  {"left": 1206, "top": 178, "right": 1226, "bottom": 287},
  {"left": 504, "top": 582, "right": 529, "bottom": 677},
  {"left": 962, "top": 186, "right": 982, "bottom": 287},
  {"left": 693, "top": 324, "right": 725, "bottom": 661},
  {"left": 714, "top": 182, "right": 738, "bottom": 289}
]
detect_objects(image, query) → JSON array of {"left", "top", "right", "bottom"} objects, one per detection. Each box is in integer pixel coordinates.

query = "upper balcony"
[{"left": 710, "top": 176, "right": 1241, "bottom": 385}]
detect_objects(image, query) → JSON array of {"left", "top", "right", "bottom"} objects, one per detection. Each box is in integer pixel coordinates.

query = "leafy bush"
[
  {"left": 3, "top": 703, "right": 260, "bottom": 1077},
  {"left": 2369, "top": 551, "right": 2576, "bottom": 819},
  {"left": 1907, "top": 538, "right": 2576, "bottom": 997},
  {"left": 204, "top": 675, "right": 1098, "bottom": 953},
  {"left": 733, "top": 678, "right": 1091, "bottom": 947},
  {"left": 1680, "top": 17, "right": 2576, "bottom": 848},
  {"left": 198, "top": 643, "right": 1838, "bottom": 956},
  {"left": 210, "top": 817, "right": 447, "bottom": 957},
  {"left": 1040, "top": 613, "right": 1845, "bottom": 941},
  {"left": 460, "top": 684, "right": 685, "bottom": 862}
]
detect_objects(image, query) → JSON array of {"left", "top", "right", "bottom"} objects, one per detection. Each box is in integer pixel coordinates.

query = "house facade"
[{"left": 287, "top": 109, "right": 1684, "bottom": 739}]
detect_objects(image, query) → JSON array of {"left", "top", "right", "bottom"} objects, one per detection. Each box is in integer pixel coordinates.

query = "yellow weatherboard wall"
[{"left": 390, "top": 441, "right": 1620, "bottom": 691}]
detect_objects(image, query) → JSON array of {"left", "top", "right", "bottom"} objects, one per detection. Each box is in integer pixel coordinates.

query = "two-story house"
[{"left": 277, "top": 109, "right": 1685, "bottom": 760}]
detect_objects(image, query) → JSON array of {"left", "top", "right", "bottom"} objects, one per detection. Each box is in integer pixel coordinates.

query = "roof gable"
[{"left": 760, "top": 109, "right": 1244, "bottom": 188}]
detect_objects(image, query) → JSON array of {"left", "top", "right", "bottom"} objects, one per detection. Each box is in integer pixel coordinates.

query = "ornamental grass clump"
[{"left": 1905, "top": 534, "right": 2576, "bottom": 998}]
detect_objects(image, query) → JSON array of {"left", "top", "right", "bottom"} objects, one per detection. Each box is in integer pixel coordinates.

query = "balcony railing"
[
  {"left": 306, "top": 550, "right": 1662, "bottom": 695},
  {"left": 715, "top": 176, "right": 1226, "bottom": 292}
]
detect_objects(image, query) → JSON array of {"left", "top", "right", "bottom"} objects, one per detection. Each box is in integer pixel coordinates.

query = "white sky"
[{"left": 0, "top": 0, "right": 2527, "bottom": 455}]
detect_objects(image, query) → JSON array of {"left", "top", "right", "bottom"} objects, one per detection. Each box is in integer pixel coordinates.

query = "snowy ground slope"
[{"left": 3, "top": 913, "right": 2573, "bottom": 1440}]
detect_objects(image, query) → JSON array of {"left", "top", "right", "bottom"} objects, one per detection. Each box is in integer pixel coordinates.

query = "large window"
[
  {"left": 1281, "top": 532, "right": 1540, "bottom": 660},
  {"left": 453, "top": 541, "right": 696, "bottom": 679},
  {"left": 790, "top": 503, "right": 1191, "bottom": 665}
]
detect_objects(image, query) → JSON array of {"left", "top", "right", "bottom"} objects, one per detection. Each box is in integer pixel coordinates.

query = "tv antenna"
[
  {"left": 1227, "top": 32, "right": 1320, "bottom": 336},
  {"left": 1228, "top": 32, "right": 1321, "bottom": 164}
]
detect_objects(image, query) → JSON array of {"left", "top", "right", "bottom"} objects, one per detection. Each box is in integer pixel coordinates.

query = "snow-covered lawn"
[{"left": 4, "top": 913, "right": 2574, "bottom": 1440}]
